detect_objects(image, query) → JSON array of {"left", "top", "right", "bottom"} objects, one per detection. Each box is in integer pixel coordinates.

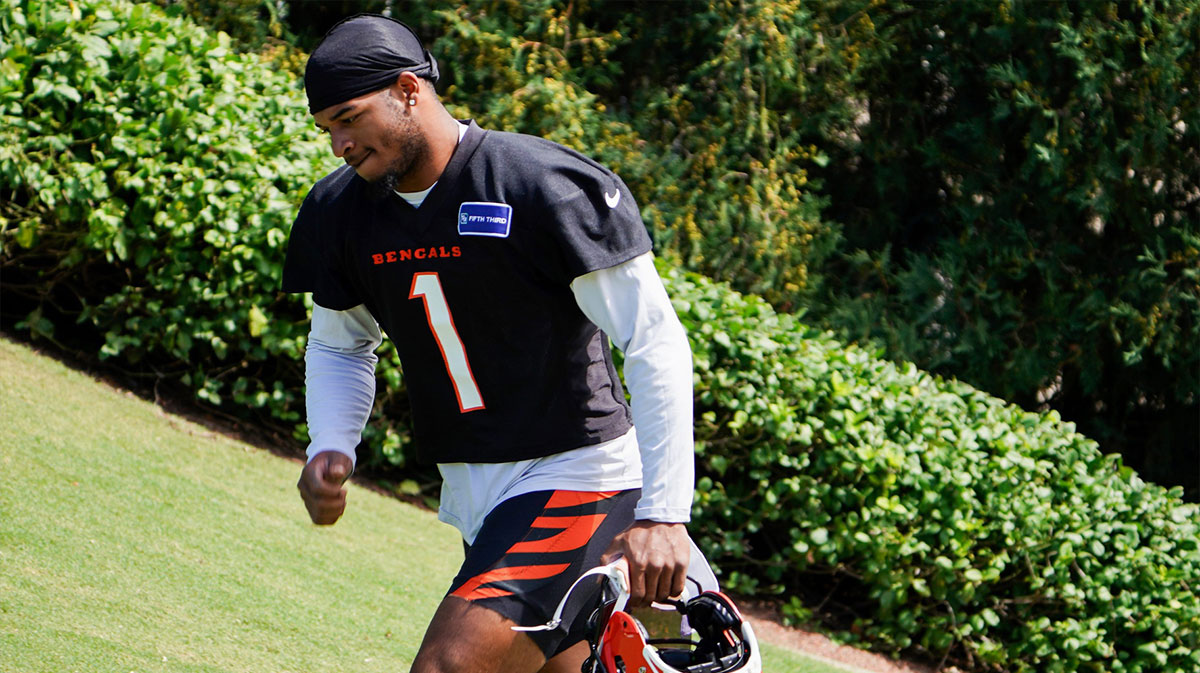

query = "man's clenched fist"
[{"left": 298, "top": 450, "right": 353, "bottom": 525}]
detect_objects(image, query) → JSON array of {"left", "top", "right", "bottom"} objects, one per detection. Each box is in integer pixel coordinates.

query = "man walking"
[{"left": 283, "top": 14, "right": 695, "bottom": 673}]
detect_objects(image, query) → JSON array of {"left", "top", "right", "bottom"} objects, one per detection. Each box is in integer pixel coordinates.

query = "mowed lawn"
[{"left": 0, "top": 337, "right": 848, "bottom": 673}]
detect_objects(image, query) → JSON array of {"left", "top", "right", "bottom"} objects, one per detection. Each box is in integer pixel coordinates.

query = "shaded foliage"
[{"left": 813, "top": 0, "right": 1199, "bottom": 499}]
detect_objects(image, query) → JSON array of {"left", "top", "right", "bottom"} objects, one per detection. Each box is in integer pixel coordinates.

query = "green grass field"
[{"left": 0, "top": 337, "right": 851, "bottom": 673}]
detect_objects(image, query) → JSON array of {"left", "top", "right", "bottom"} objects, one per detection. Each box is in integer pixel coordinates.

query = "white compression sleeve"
[
  {"left": 571, "top": 252, "right": 695, "bottom": 522},
  {"left": 304, "top": 304, "right": 382, "bottom": 468}
]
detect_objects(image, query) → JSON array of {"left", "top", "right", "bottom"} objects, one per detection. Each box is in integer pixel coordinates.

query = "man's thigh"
[
  {"left": 409, "top": 596, "right": 546, "bottom": 673},
  {"left": 415, "top": 489, "right": 639, "bottom": 672}
]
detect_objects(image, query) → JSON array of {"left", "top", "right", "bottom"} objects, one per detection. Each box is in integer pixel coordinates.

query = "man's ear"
[{"left": 392, "top": 71, "right": 422, "bottom": 104}]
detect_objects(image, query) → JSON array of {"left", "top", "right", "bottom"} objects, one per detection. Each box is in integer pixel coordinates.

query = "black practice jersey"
[{"left": 283, "top": 121, "right": 652, "bottom": 464}]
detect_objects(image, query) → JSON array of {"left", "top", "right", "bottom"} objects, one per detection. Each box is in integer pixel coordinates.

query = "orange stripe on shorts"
[
  {"left": 507, "top": 513, "right": 607, "bottom": 554},
  {"left": 450, "top": 563, "right": 571, "bottom": 601},
  {"left": 544, "top": 490, "right": 620, "bottom": 509}
]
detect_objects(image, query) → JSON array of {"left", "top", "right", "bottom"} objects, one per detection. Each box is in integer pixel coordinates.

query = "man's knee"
[
  {"left": 410, "top": 598, "right": 547, "bottom": 673},
  {"left": 410, "top": 642, "right": 476, "bottom": 673}
]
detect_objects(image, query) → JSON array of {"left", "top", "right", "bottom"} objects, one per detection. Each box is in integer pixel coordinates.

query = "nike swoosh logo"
[{"left": 604, "top": 189, "right": 621, "bottom": 209}]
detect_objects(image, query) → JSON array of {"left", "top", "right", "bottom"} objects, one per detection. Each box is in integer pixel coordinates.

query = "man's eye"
[{"left": 344, "top": 115, "right": 358, "bottom": 125}]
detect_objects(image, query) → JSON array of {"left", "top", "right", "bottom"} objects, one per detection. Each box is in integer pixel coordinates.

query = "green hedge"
[
  {"left": 666, "top": 262, "right": 1200, "bottom": 672},
  {"left": 3, "top": 2, "right": 1198, "bottom": 672},
  {"left": 1, "top": 0, "right": 324, "bottom": 433}
]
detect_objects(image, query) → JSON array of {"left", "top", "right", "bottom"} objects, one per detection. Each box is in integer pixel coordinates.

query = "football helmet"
[{"left": 515, "top": 559, "right": 762, "bottom": 673}]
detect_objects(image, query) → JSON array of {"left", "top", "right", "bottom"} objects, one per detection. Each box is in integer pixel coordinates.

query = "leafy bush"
[
  {"left": 664, "top": 262, "right": 1200, "bottom": 672},
  {"left": 0, "top": 0, "right": 328, "bottom": 431}
]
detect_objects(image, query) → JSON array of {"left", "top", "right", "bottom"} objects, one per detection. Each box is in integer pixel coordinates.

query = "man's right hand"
[{"left": 297, "top": 450, "right": 353, "bottom": 525}]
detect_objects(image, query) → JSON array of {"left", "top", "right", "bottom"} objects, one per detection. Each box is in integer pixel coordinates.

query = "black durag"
[{"left": 304, "top": 14, "right": 439, "bottom": 114}]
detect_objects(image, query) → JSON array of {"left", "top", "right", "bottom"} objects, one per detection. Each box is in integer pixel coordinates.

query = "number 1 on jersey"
[{"left": 409, "top": 272, "right": 485, "bottom": 412}]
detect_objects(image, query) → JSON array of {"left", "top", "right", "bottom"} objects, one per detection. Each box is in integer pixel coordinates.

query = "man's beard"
[{"left": 365, "top": 103, "right": 431, "bottom": 201}]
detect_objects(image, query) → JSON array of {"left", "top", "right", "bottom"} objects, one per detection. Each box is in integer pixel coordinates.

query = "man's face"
[{"left": 312, "top": 88, "right": 429, "bottom": 191}]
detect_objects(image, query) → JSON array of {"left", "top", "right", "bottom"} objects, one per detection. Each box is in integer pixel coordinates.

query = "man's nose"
[{"left": 330, "top": 129, "right": 354, "bottom": 158}]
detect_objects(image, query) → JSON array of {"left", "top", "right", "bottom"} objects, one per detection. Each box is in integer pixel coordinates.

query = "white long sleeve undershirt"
[
  {"left": 302, "top": 251, "right": 695, "bottom": 539},
  {"left": 570, "top": 253, "right": 695, "bottom": 522},
  {"left": 303, "top": 302, "right": 381, "bottom": 469}
]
